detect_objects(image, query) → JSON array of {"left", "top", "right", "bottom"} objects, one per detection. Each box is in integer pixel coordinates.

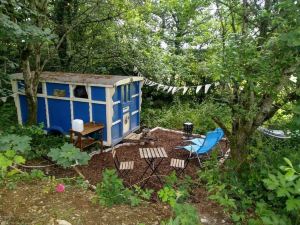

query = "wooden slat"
[
  {"left": 170, "top": 158, "right": 175, "bottom": 167},
  {"left": 150, "top": 148, "right": 156, "bottom": 158},
  {"left": 156, "top": 148, "right": 163, "bottom": 157},
  {"left": 160, "top": 147, "right": 167, "bottom": 157},
  {"left": 153, "top": 148, "right": 159, "bottom": 157},
  {"left": 180, "top": 160, "right": 184, "bottom": 168},
  {"left": 139, "top": 148, "right": 144, "bottom": 158},
  {"left": 144, "top": 148, "right": 149, "bottom": 158}
]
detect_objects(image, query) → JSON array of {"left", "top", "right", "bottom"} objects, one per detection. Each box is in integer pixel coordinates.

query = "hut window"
[
  {"left": 37, "top": 83, "right": 43, "bottom": 94},
  {"left": 74, "top": 85, "right": 88, "bottom": 99}
]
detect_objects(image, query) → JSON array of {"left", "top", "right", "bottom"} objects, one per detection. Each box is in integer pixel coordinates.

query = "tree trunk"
[
  {"left": 21, "top": 46, "right": 39, "bottom": 125},
  {"left": 228, "top": 130, "right": 249, "bottom": 163}
]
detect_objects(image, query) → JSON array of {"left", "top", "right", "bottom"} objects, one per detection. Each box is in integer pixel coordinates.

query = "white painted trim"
[
  {"left": 131, "top": 110, "right": 139, "bottom": 116},
  {"left": 131, "top": 93, "right": 139, "bottom": 98},
  {"left": 88, "top": 85, "right": 93, "bottom": 122},
  {"left": 113, "top": 101, "right": 121, "bottom": 105},
  {"left": 92, "top": 100, "right": 106, "bottom": 104},
  {"left": 46, "top": 96, "right": 71, "bottom": 101},
  {"left": 112, "top": 119, "right": 121, "bottom": 126},
  {"left": 115, "top": 77, "right": 144, "bottom": 86},
  {"left": 105, "top": 87, "right": 115, "bottom": 146},
  {"left": 11, "top": 80, "right": 22, "bottom": 125},
  {"left": 11, "top": 78, "right": 113, "bottom": 88},
  {"left": 43, "top": 83, "right": 50, "bottom": 128}
]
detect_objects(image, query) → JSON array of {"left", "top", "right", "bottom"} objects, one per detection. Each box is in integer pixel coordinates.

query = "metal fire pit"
[{"left": 183, "top": 122, "right": 193, "bottom": 139}]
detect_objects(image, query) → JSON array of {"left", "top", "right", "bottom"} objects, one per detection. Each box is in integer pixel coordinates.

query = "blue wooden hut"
[{"left": 10, "top": 72, "right": 144, "bottom": 146}]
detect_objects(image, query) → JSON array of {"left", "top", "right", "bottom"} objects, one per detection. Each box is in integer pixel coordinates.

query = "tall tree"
[{"left": 210, "top": 0, "right": 300, "bottom": 165}]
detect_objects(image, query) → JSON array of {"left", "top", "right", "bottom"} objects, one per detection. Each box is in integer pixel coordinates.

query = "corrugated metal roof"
[{"left": 10, "top": 71, "right": 143, "bottom": 86}]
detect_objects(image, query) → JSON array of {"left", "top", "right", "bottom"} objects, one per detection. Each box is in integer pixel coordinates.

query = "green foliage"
[
  {"left": 141, "top": 101, "right": 230, "bottom": 134},
  {"left": 96, "top": 169, "right": 153, "bottom": 207},
  {"left": 0, "top": 101, "right": 17, "bottom": 129},
  {"left": 158, "top": 186, "right": 177, "bottom": 207},
  {"left": 0, "top": 134, "right": 32, "bottom": 154},
  {"left": 0, "top": 149, "right": 25, "bottom": 179},
  {"left": 47, "top": 143, "right": 91, "bottom": 168},
  {"left": 4, "top": 124, "right": 67, "bottom": 159},
  {"left": 162, "top": 203, "right": 201, "bottom": 225}
]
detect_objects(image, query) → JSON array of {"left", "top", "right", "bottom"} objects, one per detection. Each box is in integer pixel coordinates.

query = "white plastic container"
[{"left": 72, "top": 119, "right": 84, "bottom": 132}]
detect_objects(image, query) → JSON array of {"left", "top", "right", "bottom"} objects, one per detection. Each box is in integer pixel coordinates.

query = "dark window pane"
[{"left": 74, "top": 85, "right": 88, "bottom": 98}]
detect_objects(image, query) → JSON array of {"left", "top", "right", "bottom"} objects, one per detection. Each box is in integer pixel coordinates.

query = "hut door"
[{"left": 123, "top": 112, "right": 130, "bottom": 134}]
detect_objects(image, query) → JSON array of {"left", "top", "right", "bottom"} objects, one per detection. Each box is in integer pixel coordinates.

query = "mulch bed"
[
  {"left": 23, "top": 128, "right": 232, "bottom": 225},
  {"left": 42, "top": 128, "right": 228, "bottom": 189}
]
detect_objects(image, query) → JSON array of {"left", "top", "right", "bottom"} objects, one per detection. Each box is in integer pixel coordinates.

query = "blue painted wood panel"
[
  {"left": 130, "top": 113, "right": 139, "bottom": 130},
  {"left": 130, "top": 81, "right": 139, "bottom": 95},
  {"left": 130, "top": 97, "right": 139, "bottom": 112},
  {"left": 19, "top": 95, "right": 47, "bottom": 126},
  {"left": 112, "top": 123, "right": 122, "bottom": 140},
  {"left": 48, "top": 99, "right": 71, "bottom": 133},
  {"left": 73, "top": 101, "right": 90, "bottom": 123},
  {"left": 92, "top": 103, "right": 107, "bottom": 141},
  {"left": 112, "top": 86, "right": 122, "bottom": 102},
  {"left": 46, "top": 83, "right": 70, "bottom": 97},
  {"left": 91, "top": 87, "right": 106, "bottom": 101},
  {"left": 112, "top": 104, "right": 122, "bottom": 122}
]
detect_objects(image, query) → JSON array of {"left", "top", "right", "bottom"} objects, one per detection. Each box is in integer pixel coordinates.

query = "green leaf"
[{"left": 286, "top": 198, "right": 300, "bottom": 211}]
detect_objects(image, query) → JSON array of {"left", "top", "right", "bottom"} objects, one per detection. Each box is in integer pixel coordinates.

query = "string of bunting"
[
  {"left": 0, "top": 93, "right": 15, "bottom": 103},
  {"left": 134, "top": 67, "right": 220, "bottom": 95}
]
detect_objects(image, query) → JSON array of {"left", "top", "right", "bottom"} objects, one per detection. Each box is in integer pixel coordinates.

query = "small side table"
[{"left": 70, "top": 122, "right": 104, "bottom": 151}]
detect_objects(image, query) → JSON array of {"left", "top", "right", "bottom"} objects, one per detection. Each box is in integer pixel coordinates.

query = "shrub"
[
  {"left": 141, "top": 100, "right": 231, "bottom": 134},
  {"left": 96, "top": 169, "right": 153, "bottom": 207},
  {"left": 7, "top": 124, "right": 66, "bottom": 159},
  {"left": 162, "top": 203, "right": 201, "bottom": 225},
  {"left": 47, "top": 143, "right": 91, "bottom": 168}
]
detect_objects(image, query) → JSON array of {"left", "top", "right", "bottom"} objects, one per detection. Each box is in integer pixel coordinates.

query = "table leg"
[{"left": 141, "top": 158, "right": 165, "bottom": 188}]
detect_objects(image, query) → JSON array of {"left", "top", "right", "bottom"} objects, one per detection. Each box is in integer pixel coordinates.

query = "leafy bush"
[
  {"left": 0, "top": 134, "right": 32, "bottom": 154},
  {"left": 141, "top": 100, "right": 230, "bottom": 134},
  {"left": 0, "top": 101, "right": 17, "bottom": 129},
  {"left": 162, "top": 203, "right": 201, "bottom": 225},
  {"left": 7, "top": 124, "right": 66, "bottom": 159},
  {"left": 199, "top": 131, "right": 300, "bottom": 224},
  {"left": 96, "top": 169, "right": 153, "bottom": 207},
  {"left": 158, "top": 172, "right": 201, "bottom": 225},
  {"left": 0, "top": 149, "right": 25, "bottom": 179},
  {"left": 251, "top": 158, "right": 300, "bottom": 225},
  {"left": 47, "top": 143, "right": 91, "bottom": 168}
]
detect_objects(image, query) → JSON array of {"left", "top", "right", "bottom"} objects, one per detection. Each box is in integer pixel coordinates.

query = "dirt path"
[{"left": 0, "top": 181, "right": 169, "bottom": 225}]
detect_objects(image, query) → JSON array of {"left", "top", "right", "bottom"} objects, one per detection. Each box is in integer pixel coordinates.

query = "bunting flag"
[
  {"left": 171, "top": 87, "right": 178, "bottom": 94},
  {"left": 157, "top": 84, "right": 163, "bottom": 90},
  {"left": 204, "top": 84, "right": 212, "bottom": 94},
  {"left": 1, "top": 97, "right": 7, "bottom": 102},
  {"left": 163, "top": 85, "right": 169, "bottom": 91},
  {"left": 196, "top": 85, "right": 202, "bottom": 94},
  {"left": 182, "top": 87, "right": 189, "bottom": 95},
  {"left": 167, "top": 86, "right": 173, "bottom": 93},
  {"left": 135, "top": 66, "right": 221, "bottom": 95},
  {"left": 149, "top": 82, "right": 157, "bottom": 87}
]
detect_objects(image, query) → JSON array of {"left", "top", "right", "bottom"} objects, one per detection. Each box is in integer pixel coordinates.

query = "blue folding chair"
[{"left": 176, "top": 128, "right": 224, "bottom": 166}]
